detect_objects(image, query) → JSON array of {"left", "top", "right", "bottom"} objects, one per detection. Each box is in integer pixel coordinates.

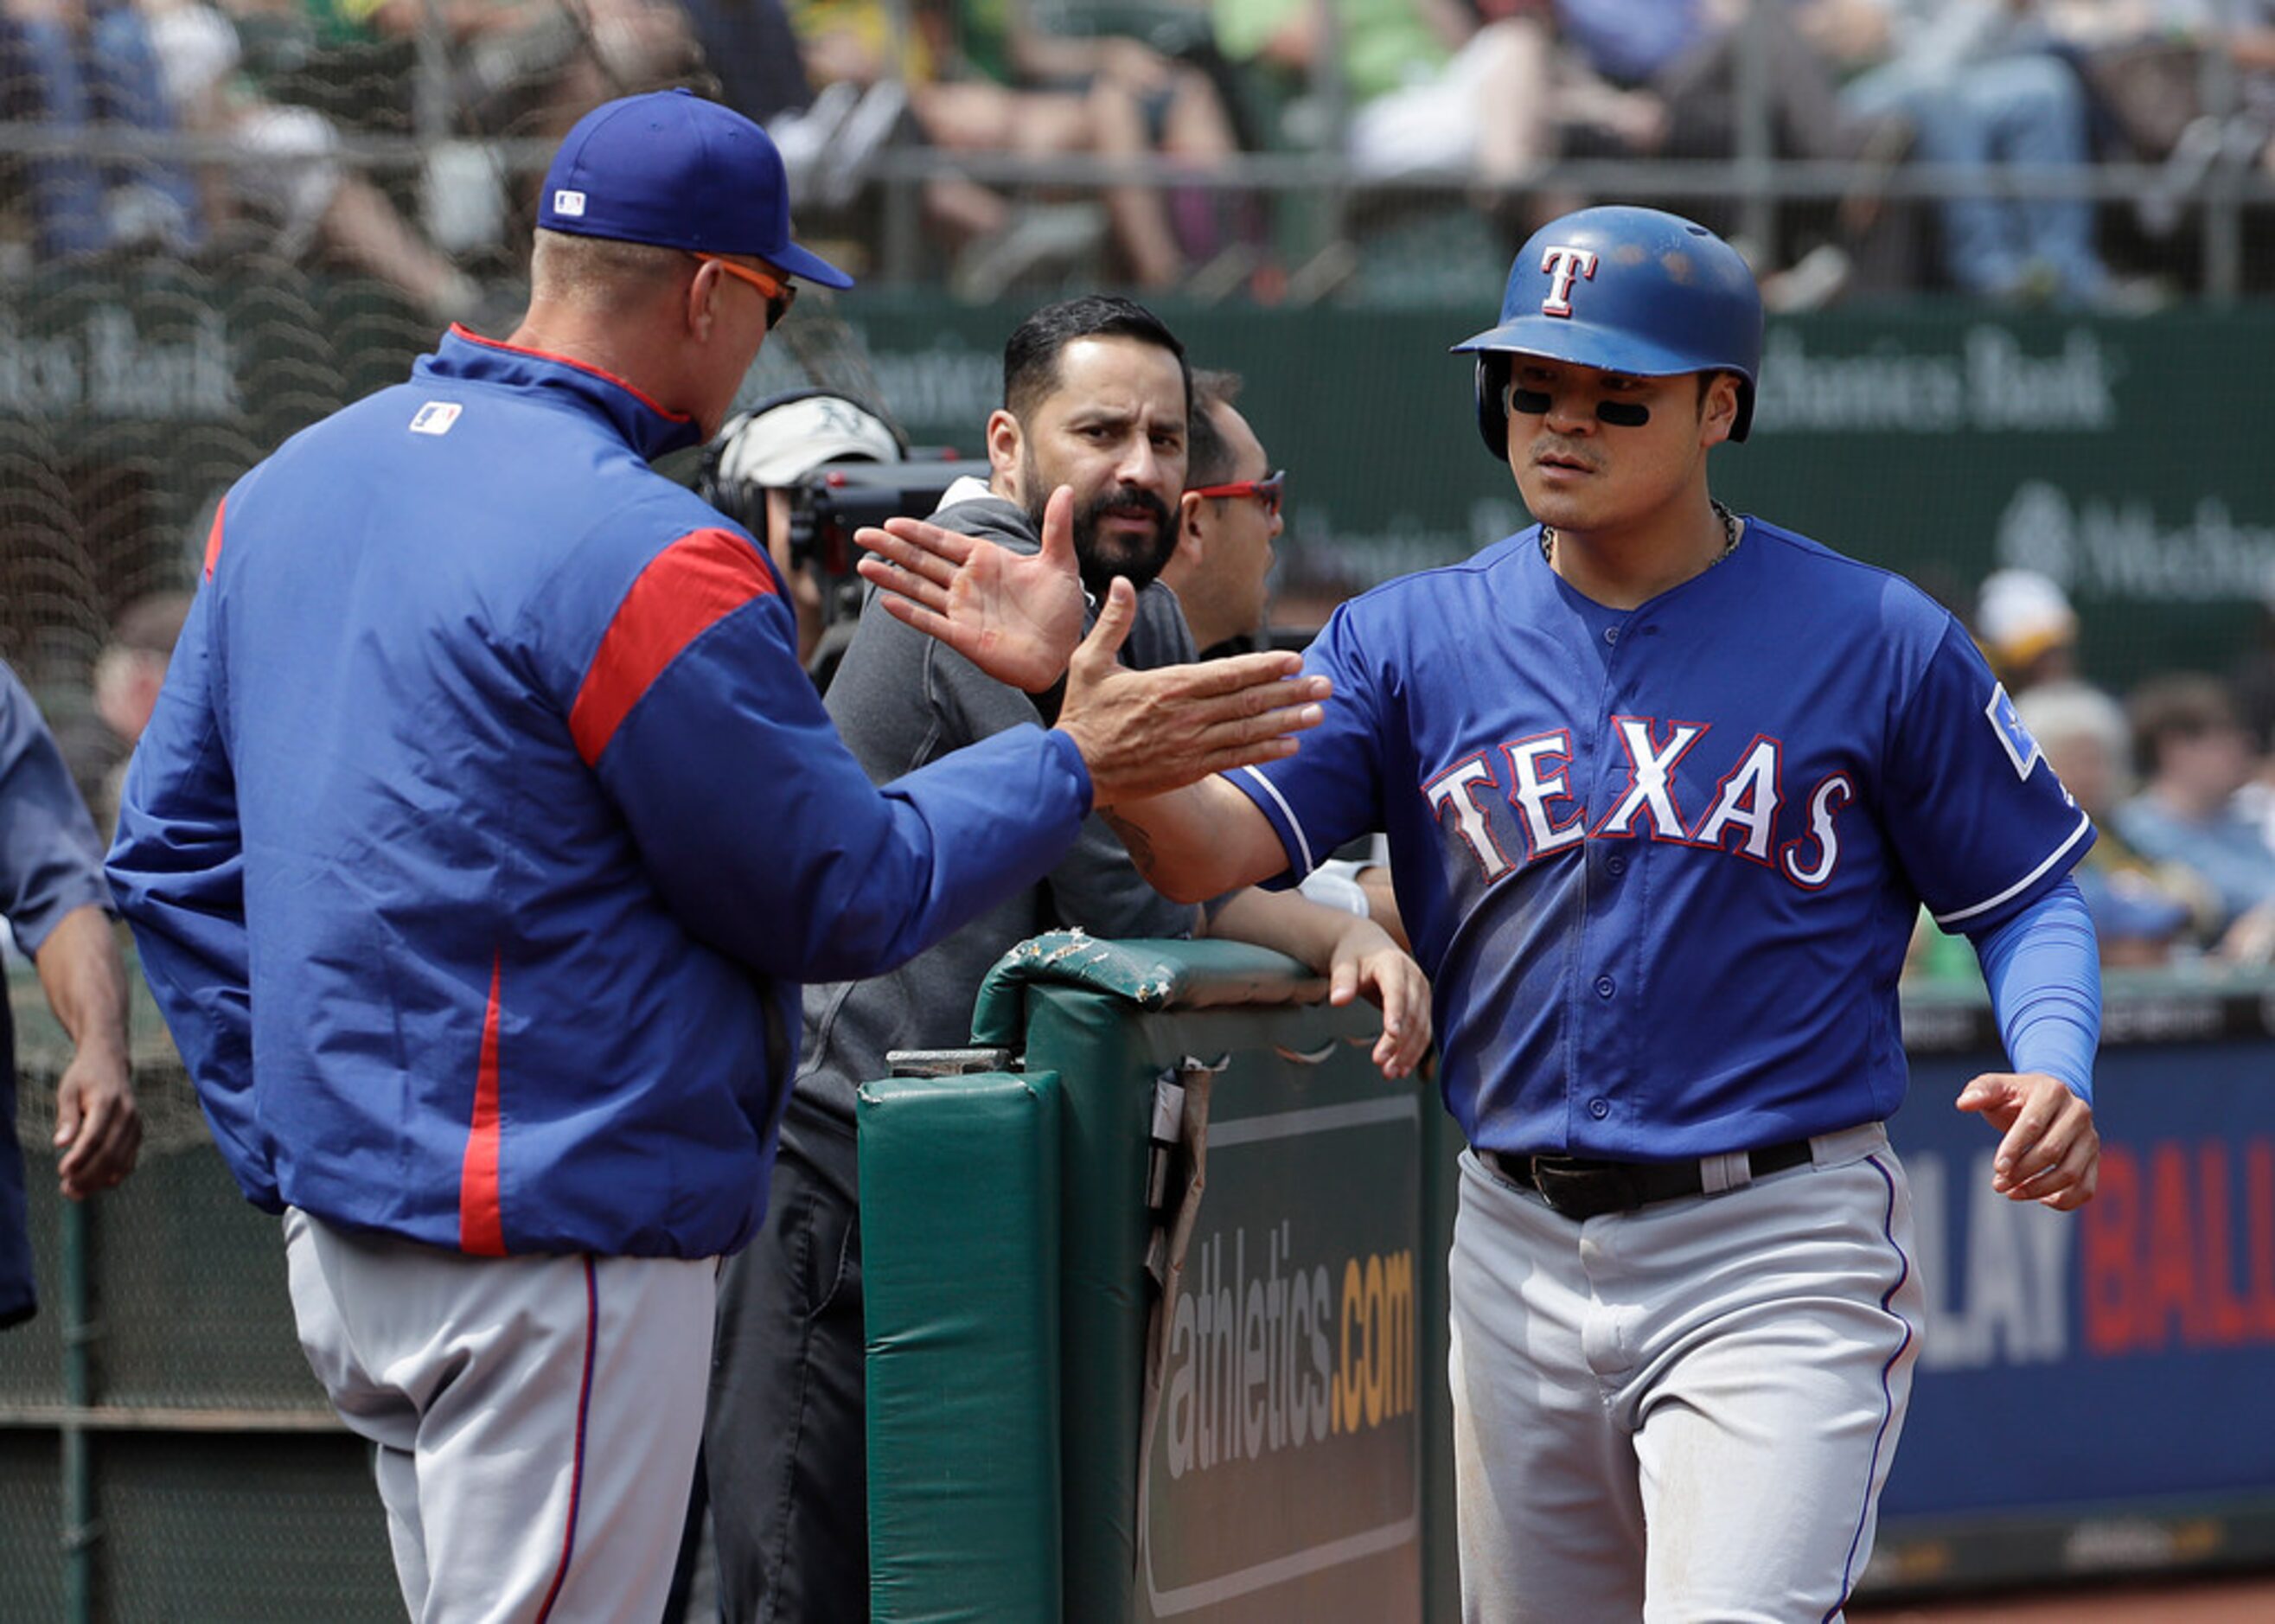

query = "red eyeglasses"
[
  {"left": 690, "top": 253, "right": 798, "bottom": 329},
  {"left": 1189, "top": 469, "right": 1286, "bottom": 517}
]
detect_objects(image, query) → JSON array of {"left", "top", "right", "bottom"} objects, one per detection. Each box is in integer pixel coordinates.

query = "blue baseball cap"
[{"left": 538, "top": 88, "right": 854, "bottom": 289}]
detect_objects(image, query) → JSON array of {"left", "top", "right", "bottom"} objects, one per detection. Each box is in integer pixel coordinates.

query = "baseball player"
[
  {"left": 1, "top": 659, "right": 140, "bottom": 1333},
  {"left": 858, "top": 204, "right": 2105, "bottom": 1620},
  {"left": 102, "top": 90, "right": 1331, "bottom": 1624}
]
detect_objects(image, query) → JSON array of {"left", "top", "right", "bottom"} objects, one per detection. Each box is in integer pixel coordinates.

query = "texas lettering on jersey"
[{"left": 1423, "top": 716, "right": 1854, "bottom": 892}]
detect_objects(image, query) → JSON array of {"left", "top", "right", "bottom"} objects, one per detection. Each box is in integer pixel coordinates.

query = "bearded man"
[{"left": 693, "top": 293, "right": 1428, "bottom": 1621}]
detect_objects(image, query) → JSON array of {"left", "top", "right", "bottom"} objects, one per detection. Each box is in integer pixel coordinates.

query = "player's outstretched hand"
[
  {"left": 855, "top": 486, "right": 1087, "bottom": 694},
  {"left": 1055, "top": 576, "right": 1329, "bottom": 807},
  {"left": 1955, "top": 1071, "right": 2098, "bottom": 1211},
  {"left": 1326, "top": 916, "right": 1432, "bottom": 1080}
]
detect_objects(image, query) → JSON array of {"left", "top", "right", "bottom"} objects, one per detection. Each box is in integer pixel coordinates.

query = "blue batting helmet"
[{"left": 1454, "top": 205, "right": 1764, "bottom": 457}]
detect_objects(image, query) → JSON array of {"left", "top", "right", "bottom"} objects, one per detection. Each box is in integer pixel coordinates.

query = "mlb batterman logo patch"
[
  {"left": 553, "top": 189, "right": 587, "bottom": 217},
  {"left": 1985, "top": 683, "right": 2042, "bottom": 779},
  {"left": 410, "top": 401, "right": 462, "bottom": 436}
]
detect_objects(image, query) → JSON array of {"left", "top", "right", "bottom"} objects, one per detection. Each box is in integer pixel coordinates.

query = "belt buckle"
[{"left": 1528, "top": 1155, "right": 1637, "bottom": 1221}]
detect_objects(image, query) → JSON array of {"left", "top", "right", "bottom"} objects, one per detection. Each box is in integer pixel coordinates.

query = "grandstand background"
[
  {"left": 5, "top": 0, "right": 2275, "bottom": 769},
  {"left": 7, "top": 0, "right": 2275, "bottom": 1619}
]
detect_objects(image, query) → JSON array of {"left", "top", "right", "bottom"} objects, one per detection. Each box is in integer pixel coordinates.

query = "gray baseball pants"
[
  {"left": 284, "top": 1207, "right": 716, "bottom": 1622},
  {"left": 1448, "top": 1123, "right": 1924, "bottom": 1622}
]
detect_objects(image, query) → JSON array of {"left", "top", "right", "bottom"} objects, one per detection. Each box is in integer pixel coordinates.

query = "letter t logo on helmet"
[
  {"left": 1539, "top": 246, "right": 1598, "bottom": 318},
  {"left": 1450, "top": 205, "right": 1767, "bottom": 459}
]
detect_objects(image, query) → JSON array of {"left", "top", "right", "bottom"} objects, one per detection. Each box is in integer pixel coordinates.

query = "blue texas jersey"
[{"left": 1230, "top": 517, "right": 2092, "bottom": 1159}]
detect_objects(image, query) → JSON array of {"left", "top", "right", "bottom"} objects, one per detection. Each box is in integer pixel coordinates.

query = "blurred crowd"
[
  {"left": 1905, "top": 563, "right": 2275, "bottom": 982},
  {"left": 5, "top": 0, "right": 2275, "bottom": 308}
]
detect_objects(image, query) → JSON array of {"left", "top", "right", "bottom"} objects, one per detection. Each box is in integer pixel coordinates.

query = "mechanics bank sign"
[
  {"left": 1751, "top": 323, "right": 2118, "bottom": 433},
  {"left": 1140, "top": 1094, "right": 1422, "bottom": 1621},
  {"left": 0, "top": 304, "right": 240, "bottom": 418}
]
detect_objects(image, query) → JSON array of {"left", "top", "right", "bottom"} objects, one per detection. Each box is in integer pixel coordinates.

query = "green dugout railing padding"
[
  {"left": 861, "top": 934, "right": 1464, "bottom": 1623},
  {"left": 861, "top": 1067, "right": 1065, "bottom": 1623}
]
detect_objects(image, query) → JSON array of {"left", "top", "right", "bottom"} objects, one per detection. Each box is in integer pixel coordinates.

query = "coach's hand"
[
  {"left": 1056, "top": 576, "right": 1328, "bottom": 808},
  {"left": 855, "top": 487, "right": 1087, "bottom": 693},
  {"left": 1956, "top": 1071, "right": 2099, "bottom": 1211}
]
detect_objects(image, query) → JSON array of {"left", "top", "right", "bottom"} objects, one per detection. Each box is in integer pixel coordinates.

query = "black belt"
[{"left": 1479, "top": 1140, "right": 1815, "bottom": 1222}]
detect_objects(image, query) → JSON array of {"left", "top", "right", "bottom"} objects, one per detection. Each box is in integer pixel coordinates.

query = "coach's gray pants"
[{"left": 284, "top": 1208, "right": 716, "bottom": 1623}]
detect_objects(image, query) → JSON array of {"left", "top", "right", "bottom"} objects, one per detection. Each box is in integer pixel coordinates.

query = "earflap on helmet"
[{"left": 1474, "top": 354, "right": 1510, "bottom": 461}]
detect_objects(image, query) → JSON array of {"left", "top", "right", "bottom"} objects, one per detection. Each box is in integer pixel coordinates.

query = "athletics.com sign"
[{"left": 1138, "top": 1093, "right": 1425, "bottom": 1622}]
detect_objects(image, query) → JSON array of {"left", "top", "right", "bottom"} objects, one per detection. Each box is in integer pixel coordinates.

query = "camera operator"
[{"left": 703, "top": 391, "right": 965, "bottom": 683}]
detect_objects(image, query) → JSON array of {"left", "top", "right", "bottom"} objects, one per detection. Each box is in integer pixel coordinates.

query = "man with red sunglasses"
[{"left": 1164, "top": 368, "right": 1286, "bottom": 662}]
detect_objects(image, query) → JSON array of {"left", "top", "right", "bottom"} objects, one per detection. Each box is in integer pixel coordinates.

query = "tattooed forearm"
[{"left": 1100, "top": 809, "right": 1160, "bottom": 881}]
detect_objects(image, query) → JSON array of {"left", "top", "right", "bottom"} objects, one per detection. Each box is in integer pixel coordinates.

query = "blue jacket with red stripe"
[{"left": 105, "top": 328, "right": 1093, "bottom": 1258}]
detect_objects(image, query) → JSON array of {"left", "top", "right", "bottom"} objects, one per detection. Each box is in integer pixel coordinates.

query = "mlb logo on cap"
[{"left": 552, "top": 189, "right": 586, "bottom": 218}]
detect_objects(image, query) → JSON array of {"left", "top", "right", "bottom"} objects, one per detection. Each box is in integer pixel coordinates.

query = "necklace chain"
[{"left": 1539, "top": 500, "right": 1742, "bottom": 569}]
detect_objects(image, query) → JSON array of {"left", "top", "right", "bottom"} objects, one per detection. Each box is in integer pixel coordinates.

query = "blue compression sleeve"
[{"left": 1964, "top": 875, "right": 2101, "bottom": 1103}]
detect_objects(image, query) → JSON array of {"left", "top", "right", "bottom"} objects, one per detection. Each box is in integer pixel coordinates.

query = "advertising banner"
[
  {"left": 1886, "top": 987, "right": 2275, "bottom": 1517},
  {"left": 5, "top": 277, "right": 2271, "bottom": 695},
  {"left": 843, "top": 299, "right": 2275, "bottom": 694},
  {"left": 1137, "top": 1092, "right": 1425, "bottom": 1622}
]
